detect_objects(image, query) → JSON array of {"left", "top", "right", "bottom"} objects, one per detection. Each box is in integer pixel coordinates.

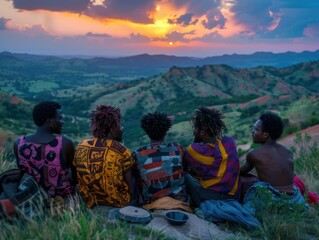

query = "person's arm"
[
  {"left": 13, "top": 138, "right": 20, "bottom": 167},
  {"left": 240, "top": 150, "right": 255, "bottom": 175},
  {"left": 62, "top": 136, "right": 77, "bottom": 184},
  {"left": 123, "top": 168, "right": 134, "bottom": 197}
]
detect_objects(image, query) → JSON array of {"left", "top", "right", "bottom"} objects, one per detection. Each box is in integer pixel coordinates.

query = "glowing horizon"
[{"left": 0, "top": 0, "right": 318, "bottom": 57}]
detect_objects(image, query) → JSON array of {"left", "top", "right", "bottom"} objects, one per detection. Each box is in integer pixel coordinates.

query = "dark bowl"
[{"left": 165, "top": 211, "right": 189, "bottom": 225}]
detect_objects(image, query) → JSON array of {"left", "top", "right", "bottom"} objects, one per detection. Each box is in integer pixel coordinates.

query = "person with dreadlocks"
[
  {"left": 183, "top": 107, "right": 240, "bottom": 208},
  {"left": 132, "top": 112, "right": 191, "bottom": 212},
  {"left": 74, "top": 105, "right": 134, "bottom": 208}
]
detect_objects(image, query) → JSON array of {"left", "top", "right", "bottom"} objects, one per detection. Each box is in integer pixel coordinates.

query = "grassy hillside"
[
  {"left": 1, "top": 133, "right": 319, "bottom": 239},
  {"left": 1, "top": 55, "right": 319, "bottom": 238},
  {"left": 0, "top": 60, "right": 318, "bottom": 151}
]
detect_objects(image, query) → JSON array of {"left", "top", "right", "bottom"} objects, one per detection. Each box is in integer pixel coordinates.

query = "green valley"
[{"left": 0, "top": 52, "right": 318, "bottom": 153}]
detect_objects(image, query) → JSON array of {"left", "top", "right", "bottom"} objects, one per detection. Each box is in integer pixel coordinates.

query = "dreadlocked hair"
[
  {"left": 91, "top": 105, "right": 121, "bottom": 138},
  {"left": 192, "top": 107, "right": 226, "bottom": 138},
  {"left": 141, "top": 111, "right": 172, "bottom": 141}
]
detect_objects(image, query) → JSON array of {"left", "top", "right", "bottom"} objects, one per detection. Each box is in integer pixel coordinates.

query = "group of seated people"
[{"left": 12, "top": 100, "right": 310, "bottom": 218}]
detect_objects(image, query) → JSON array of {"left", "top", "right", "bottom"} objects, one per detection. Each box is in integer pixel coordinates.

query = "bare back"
[{"left": 246, "top": 142, "right": 294, "bottom": 187}]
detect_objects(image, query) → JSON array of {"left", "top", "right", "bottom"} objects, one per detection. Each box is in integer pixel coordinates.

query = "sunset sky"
[{"left": 0, "top": 0, "right": 319, "bottom": 57}]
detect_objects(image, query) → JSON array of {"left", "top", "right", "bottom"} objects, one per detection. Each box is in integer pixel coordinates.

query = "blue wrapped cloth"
[
  {"left": 243, "top": 181, "right": 307, "bottom": 216},
  {"left": 199, "top": 199, "right": 260, "bottom": 230}
]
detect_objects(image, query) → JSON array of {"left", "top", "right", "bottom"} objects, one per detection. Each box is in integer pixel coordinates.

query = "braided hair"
[
  {"left": 192, "top": 107, "right": 226, "bottom": 138},
  {"left": 91, "top": 105, "right": 121, "bottom": 138},
  {"left": 141, "top": 111, "right": 172, "bottom": 141}
]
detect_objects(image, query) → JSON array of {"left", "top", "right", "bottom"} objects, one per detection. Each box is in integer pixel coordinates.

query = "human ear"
[{"left": 263, "top": 132, "right": 269, "bottom": 139}]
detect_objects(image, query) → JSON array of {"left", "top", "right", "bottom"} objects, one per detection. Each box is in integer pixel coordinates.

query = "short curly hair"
[
  {"left": 141, "top": 111, "right": 172, "bottom": 141},
  {"left": 91, "top": 105, "right": 121, "bottom": 138},
  {"left": 192, "top": 107, "right": 226, "bottom": 138},
  {"left": 259, "top": 112, "right": 284, "bottom": 140},
  {"left": 33, "top": 101, "right": 61, "bottom": 127}
]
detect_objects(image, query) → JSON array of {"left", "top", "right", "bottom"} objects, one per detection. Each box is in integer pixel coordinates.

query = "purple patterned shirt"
[{"left": 183, "top": 136, "right": 240, "bottom": 197}]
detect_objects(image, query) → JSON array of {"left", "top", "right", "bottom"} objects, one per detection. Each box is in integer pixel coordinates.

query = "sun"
[{"left": 169, "top": 42, "right": 174, "bottom": 46}]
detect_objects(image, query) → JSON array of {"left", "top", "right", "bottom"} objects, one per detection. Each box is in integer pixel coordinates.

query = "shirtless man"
[{"left": 240, "top": 112, "right": 294, "bottom": 194}]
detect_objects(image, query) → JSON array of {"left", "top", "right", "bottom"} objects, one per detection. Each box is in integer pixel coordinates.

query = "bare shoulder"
[
  {"left": 62, "top": 135, "right": 74, "bottom": 148},
  {"left": 276, "top": 142, "right": 293, "bottom": 157},
  {"left": 247, "top": 148, "right": 260, "bottom": 158},
  {"left": 276, "top": 142, "right": 292, "bottom": 152},
  {"left": 246, "top": 147, "right": 264, "bottom": 164}
]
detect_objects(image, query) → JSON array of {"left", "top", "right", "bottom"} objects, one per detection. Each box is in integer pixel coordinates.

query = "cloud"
[
  {"left": 166, "top": 0, "right": 226, "bottom": 29},
  {"left": 0, "top": 17, "right": 10, "bottom": 30},
  {"left": 85, "top": 0, "right": 157, "bottom": 24},
  {"left": 304, "top": 22, "right": 319, "bottom": 38},
  {"left": 130, "top": 33, "right": 151, "bottom": 43},
  {"left": 263, "top": 9, "right": 319, "bottom": 38},
  {"left": 23, "top": 24, "right": 50, "bottom": 36},
  {"left": 153, "top": 30, "right": 195, "bottom": 43},
  {"left": 230, "top": 0, "right": 277, "bottom": 34},
  {"left": 10, "top": 0, "right": 91, "bottom": 12},
  {"left": 193, "top": 31, "right": 224, "bottom": 42},
  {"left": 86, "top": 32, "right": 112, "bottom": 38},
  {"left": 201, "top": 9, "right": 226, "bottom": 29},
  {"left": 168, "top": 13, "right": 198, "bottom": 26},
  {"left": 169, "top": 0, "right": 221, "bottom": 15},
  {"left": 230, "top": 0, "right": 319, "bottom": 38},
  {"left": 1, "top": 22, "right": 319, "bottom": 57}
]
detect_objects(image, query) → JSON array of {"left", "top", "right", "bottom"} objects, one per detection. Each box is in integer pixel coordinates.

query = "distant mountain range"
[
  {"left": 0, "top": 51, "right": 319, "bottom": 150},
  {"left": 1, "top": 50, "right": 319, "bottom": 80}
]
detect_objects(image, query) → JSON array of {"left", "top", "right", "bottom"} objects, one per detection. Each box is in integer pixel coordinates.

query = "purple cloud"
[
  {"left": 86, "top": 32, "right": 112, "bottom": 38},
  {"left": 230, "top": 0, "right": 319, "bottom": 38},
  {"left": 169, "top": 0, "right": 221, "bottom": 15},
  {"left": 9, "top": 0, "right": 158, "bottom": 24},
  {"left": 130, "top": 33, "right": 151, "bottom": 43},
  {"left": 230, "top": 0, "right": 276, "bottom": 34},
  {"left": 153, "top": 30, "right": 195, "bottom": 43},
  {"left": 0, "top": 17, "right": 10, "bottom": 30},
  {"left": 168, "top": 13, "right": 198, "bottom": 26},
  {"left": 304, "top": 22, "right": 319, "bottom": 38},
  {"left": 201, "top": 10, "right": 226, "bottom": 29},
  {"left": 263, "top": 9, "right": 319, "bottom": 38},
  {"left": 85, "top": 0, "right": 157, "bottom": 24},
  {"left": 167, "top": 0, "right": 226, "bottom": 29},
  {"left": 193, "top": 31, "right": 224, "bottom": 42},
  {"left": 10, "top": 0, "right": 91, "bottom": 12}
]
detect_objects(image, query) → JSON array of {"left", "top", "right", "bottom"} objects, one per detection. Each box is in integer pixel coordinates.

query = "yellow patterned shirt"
[{"left": 75, "top": 138, "right": 134, "bottom": 208}]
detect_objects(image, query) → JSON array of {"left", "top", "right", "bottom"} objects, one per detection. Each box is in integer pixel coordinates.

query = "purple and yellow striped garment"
[{"left": 183, "top": 136, "right": 240, "bottom": 197}]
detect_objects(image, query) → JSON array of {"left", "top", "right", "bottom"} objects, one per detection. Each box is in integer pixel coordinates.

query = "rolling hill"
[{"left": 0, "top": 54, "right": 318, "bottom": 151}]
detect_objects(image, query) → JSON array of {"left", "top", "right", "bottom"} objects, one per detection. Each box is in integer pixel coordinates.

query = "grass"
[
  {"left": 0, "top": 150, "right": 169, "bottom": 240},
  {"left": 236, "top": 133, "right": 319, "bottom": 240},
  {"left": 1, "top": 134, "right": 319, "bottom": 239},
  {"left": 0, "top": 204, "right": 170, "bottom": 240}
]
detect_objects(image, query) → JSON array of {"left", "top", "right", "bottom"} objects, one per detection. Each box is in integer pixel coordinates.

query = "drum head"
[{"left": 116, "top": 206, "right": 152, "bottom": 223}]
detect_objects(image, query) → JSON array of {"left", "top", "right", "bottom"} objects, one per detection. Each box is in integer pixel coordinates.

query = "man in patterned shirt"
[
  {"left": 14, "top": 101, "right": 76, "bottom": 198},
  {"left": 75, "top": 105, "right": 134, "bottom": 208},
  {"left": 133, "top": 112, "right": 189, "bottom": 205},
  {"left": 183, "top": 107, "right": 240, "bottom": 208}
]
